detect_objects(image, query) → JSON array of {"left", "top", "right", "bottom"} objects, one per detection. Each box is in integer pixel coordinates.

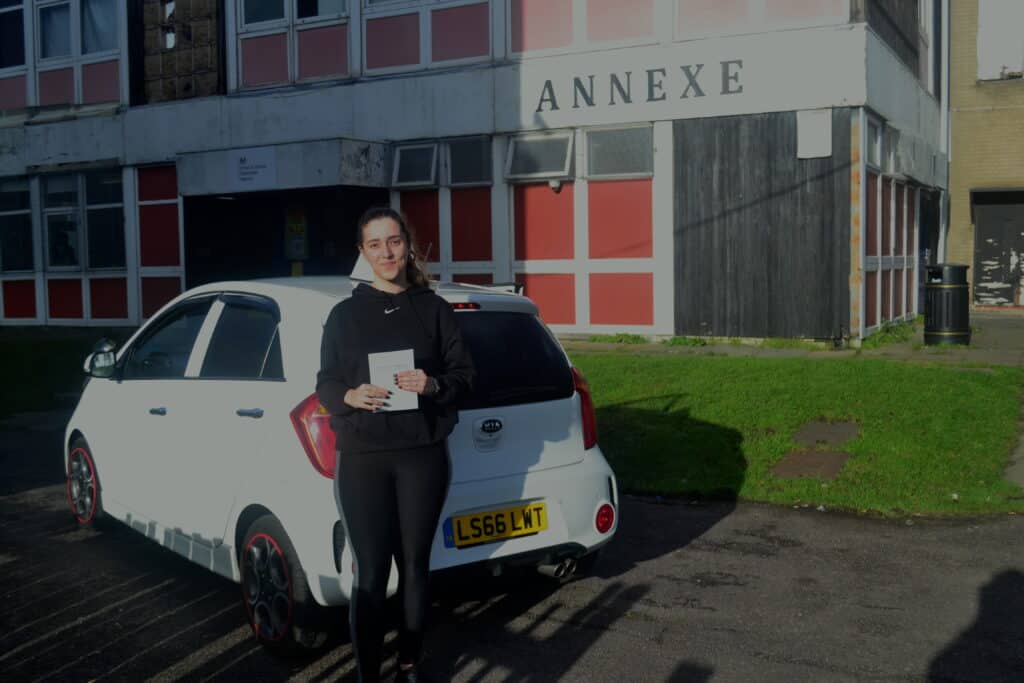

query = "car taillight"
[
  {"left": 290, "top": 394, "right": 336, "bottom": 479},
  {"left": 596, "top": 504, "right": 615, "bottom": 534},
  {"left": 451, "top": 302, "right": 481, "bottom": 310},
  {"left": 571, "top": 367, "right": 598, "bottom": 450}
]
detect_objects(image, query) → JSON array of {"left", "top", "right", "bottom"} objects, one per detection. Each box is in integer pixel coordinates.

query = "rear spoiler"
[{"left": 477, "top": 282, "right": 524, "bottom": 295}]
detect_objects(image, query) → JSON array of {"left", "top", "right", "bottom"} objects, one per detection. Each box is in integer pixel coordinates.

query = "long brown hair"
[{"left": 356, "top": 206, "right": 431, "bottom": 289}]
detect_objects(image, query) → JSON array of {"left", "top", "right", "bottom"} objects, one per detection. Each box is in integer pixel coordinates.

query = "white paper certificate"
[{"left": 368, "top": 349, "right": 418, "bottom": 412}]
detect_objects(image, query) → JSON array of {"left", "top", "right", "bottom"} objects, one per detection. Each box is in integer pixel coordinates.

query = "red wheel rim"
[
  {"left": 242, "top": 532, "right": 294, "bottom": 641},
  {"left": 66, "top": 447, "right": 97, "bottom": 524}
]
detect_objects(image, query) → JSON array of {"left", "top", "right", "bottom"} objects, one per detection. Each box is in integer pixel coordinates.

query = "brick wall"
[
  {"left": 947, "top": 1, "right": 1024, "bottom": 293},
  {"left": 142, "top": 0, "right": 222, "bottom": 102}
]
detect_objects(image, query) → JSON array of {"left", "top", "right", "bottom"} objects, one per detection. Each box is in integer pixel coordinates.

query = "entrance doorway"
[
  {"left": 183, "top": 186, "right": 388, "bottom": 289},
  {"left": 972, "top": 190, "right": 1024, "bottom": 307}
]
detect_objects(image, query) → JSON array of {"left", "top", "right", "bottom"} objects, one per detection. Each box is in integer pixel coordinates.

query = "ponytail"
[{"left": 356, "top": 206, "right": 432, "bottom": 288}]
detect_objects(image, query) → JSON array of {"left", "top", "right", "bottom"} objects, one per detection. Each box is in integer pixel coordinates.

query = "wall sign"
[{"left": 228, "top": 147, "right": 277, "bottom": 192}]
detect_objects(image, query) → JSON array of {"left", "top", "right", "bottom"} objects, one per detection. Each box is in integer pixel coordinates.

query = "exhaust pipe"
[{"left": 537, "top": 558, "right": 578, "bottom": 580}]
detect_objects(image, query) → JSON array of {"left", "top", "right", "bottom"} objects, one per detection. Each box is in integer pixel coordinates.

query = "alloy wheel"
[
  {"left": 67, "top": 448, "right": 96, "bottom": 523},
  {"left": 243, "top": 533, "right": 293, "bottom": 641}
]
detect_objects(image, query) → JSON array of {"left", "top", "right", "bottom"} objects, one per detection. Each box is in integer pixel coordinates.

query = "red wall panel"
[
  {"left": 587, "top": 0, "right": 653, "bottom": 42},
  {"left": 866, "top": 172, "right": 878, "bottom": 257},
  {"left": 677, "top": 0, "right": 748, "bottom": 33},
  {"left": 514, "top": 183, "right": 574, "bottom": 260},
  {"left": 90, "top": 278, "right": 128, "bottom": 319},
  {"left": 138, "top": 165, "right": 178, "bottom": 202},
  {"left": 432, "top": 3, "right": 490, "bottom": 61},
  {"left": 882, "top": 179, "right": 892, "bottom": 256},
  {"left": 241, "top": 33, "right": 288, "bottom": 87},
  {"left": 895, "top": 269, "right": 905, "bottom": 318},
  {"left": 865, "top": 271, "right": 877, "bottom": 328},
  {"left": 366, "top": 14, "right": 420, "bottom": 69},
  {"left": 38, "top": 67, "right": 74, "bottom": 106},
  {"left": 590, "top": 273, "right": 653, "bottom": 325},
  {"left": 451, "top": 187, "right": 492, "bottom": 262},
  {"left": 139, "top": 204, "right": 180, "bottom": 267},
  {"left": 142, "top": 277, "right": 181, "bottom": 318},
  {"left": 510, "top": 0, "right": 573, "bottom": 52},
  {"left": 895, "top": 184, "right": 905, "bottom": 255},
  {"left": 401, "top": 191, "right": 441, "bottom": 262},
  {"left": 765, "top": 0, "right": 845, "bottom": 20},
  {"left": 882, "top": 271, "right": 892, "bottom": 322},
  {"left": 2, "top": 280, "right": 36, "bottom": 319},
  {"left": 48, "top": 279, "right": 83, "bottom": 319},
  {"left": 515, "top": 273, "right": 575, "bottom": 324},
  {"left": 588, "top": 179, "right": 652, "bottom": 259},
  {"left": 298, "top": 24, "right": 349, "bottom": 79},
  {"left": 82, "top": 59, "right": 119, "bottom": 105},
  {"left": 906, "top": 188, "right": 916, "bottom": 256},
  {"left": 0, "top": 74, "right": 27, "bottom": 110}
]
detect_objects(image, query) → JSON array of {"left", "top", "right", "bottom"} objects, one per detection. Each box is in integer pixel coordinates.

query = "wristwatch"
[{"left": 425, "top": 376, "right": 441, "bottom": 397}]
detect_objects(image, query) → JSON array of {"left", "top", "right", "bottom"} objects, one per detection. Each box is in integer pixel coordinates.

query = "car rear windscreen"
[{"left": 454, "top": 311, "right": 573, "bottom": 409}]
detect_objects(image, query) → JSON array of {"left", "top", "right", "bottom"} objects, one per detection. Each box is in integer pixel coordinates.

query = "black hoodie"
[{"left": 316, "top": 283, "right": 476, "bottom": 454}]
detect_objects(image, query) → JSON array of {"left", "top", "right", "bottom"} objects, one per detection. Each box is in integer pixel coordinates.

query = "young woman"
[{"left": 316, "top": 207, "right": 475, "bottom": 683}]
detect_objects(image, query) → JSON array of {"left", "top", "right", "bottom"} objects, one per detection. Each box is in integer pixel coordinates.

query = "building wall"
[
  {"left": 948, "top": 0, "right": 1024, "bottom": 303},
  {"left": 674, "top": 108, "right": 852, "bottom": 339}
]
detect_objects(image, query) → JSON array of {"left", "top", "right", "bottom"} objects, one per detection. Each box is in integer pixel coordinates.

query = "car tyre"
[
  {"left": 240, "top": 514, "right": 329, "bottom": 655},
  {"left": 66, "top": 437, "right": 105, "bottom": 527}
]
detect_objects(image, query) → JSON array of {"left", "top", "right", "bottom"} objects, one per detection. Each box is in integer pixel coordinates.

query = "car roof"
[{"left": 179, "top": 276, "right": 536, "bottom": 314}]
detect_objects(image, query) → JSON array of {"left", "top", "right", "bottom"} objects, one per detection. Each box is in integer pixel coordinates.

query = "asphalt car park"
[{"left": 3, "top": 409, "right": 1024, "bottom": 682}]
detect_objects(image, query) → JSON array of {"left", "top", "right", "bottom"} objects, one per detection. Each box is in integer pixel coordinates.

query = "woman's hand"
[
  {"left": 395, "top": 369, "right": 437, "bottom": 396},
  {"left": 344, "top": 384, "right": 391, "bottom": 412}
]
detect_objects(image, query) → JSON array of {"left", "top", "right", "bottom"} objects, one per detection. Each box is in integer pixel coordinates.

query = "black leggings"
[{"left": 334, "top": 444, "right": 449, "bottom": 682}]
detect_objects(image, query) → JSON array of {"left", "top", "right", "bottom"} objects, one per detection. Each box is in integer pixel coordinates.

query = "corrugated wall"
[{"left": 674, "top": 108, "right": 852, "bottom": 339}]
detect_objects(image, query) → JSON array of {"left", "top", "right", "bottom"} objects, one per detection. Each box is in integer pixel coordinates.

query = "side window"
[
  {"left": 200, "top": 298, "right": 283, "bottom": 380},
  {"left": 123, "top": 299, "right": 214, "bottom": 380}
]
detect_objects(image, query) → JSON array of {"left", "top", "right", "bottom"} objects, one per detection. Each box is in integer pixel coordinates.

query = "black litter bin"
[{"left": 924, "top": 264, "right": 970, "bottom": 345}]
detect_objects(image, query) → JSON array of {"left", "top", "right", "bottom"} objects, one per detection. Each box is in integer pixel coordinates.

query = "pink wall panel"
[
  {"left": 366, "top": 14, "right": 420, "bottom": 70},
  {"left": 764, "top": 0, "right": 845, "bottom": 20},
  {"left": 587, "top": 0, "right": 653, "bottom": 42},
  {"left": 0, "top": 74, "right": 27, "bottom": 110},
  {"left": 432, "top": 3, "right": 490, "bottom": 62},
  {"left": 678, "top": 0, "right": 749, "bottom": 33},
  {"left": 81, "top": 59, "right": 119, "bottom": 104},
  {"left": 38, "top": 68, "right": 74, "bottom": 106},
  {"left": 299, "top": 24, "right": 349, "bottom": 79},
  {"left": 241, "top": 33, "right": 288, "bottom": 87},
  {"left": 590, "top": 273, "right": 654, "bottom": 325},
  {"left": 510, "top": 0, "right": 573, "bottom": 53}
]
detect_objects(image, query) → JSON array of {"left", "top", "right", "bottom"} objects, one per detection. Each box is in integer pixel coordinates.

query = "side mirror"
[{"left": 84, "top": 338, "right": 117, "bottom": 378}]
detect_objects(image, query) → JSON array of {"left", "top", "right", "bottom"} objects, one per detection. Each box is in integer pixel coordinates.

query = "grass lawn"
[
  {"left": 572, "top": 353, "right": 1024, "bottom": 516},
  {"left": 0, "top": 327, "right": 135, "bottom": 419}
]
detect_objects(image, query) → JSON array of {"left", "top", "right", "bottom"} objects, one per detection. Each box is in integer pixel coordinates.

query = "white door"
[{"left": 159, "top": 294, "right": 287, "bottom": 546}]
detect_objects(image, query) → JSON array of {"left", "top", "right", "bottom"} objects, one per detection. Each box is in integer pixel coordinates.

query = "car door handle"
[
  {"left": 236, "top": 408, "right": 264, "bottom": 419},
  {"left": 149, "top": 407, "right": 167, "bottom": 416}
]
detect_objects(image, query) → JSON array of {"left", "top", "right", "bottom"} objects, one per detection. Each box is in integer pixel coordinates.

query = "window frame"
[
  {"left": 35, "top": 0, "right": 119, "bottom": 64},
  {"left": 0, "top": 176, "right": 33, "bottom": 273},
  {"left": 42, "top": 169, "right": 125, "bottom": 273},
  {"left": 121, "top": 295, "right": 216, "bottom": 382},
  {"left": 584, "top": 124, "right": 654, "bottom": 181},
  {"left": 0, "top": 0, "right": 27, "bottom": 73},
  {"left": 445, "top": 135, "right": 492, "bottom": 188},
  {"left": 504, "top": 131, "right": 575, "bottom": 182},
  {"left": 392, "top": 142, "right": 439, "bottom": 188},
  {"left": 194, "top": 293, "right": 285, "bottom": 381},
  {"left": 236, "top": 0, "right": 351, "bottom": 88}
]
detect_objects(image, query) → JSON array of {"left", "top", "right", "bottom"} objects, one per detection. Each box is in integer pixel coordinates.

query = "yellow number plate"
[{"left": 443, "top": 502, "right": 548, "bottom": 549}]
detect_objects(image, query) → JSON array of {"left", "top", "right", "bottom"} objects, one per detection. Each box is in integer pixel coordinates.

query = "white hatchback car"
[{"left": 65, "top": 276, "right": 618, "bottom": 651}]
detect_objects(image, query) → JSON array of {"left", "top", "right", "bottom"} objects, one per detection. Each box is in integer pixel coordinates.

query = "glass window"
[
  {"left": 47, "top": 213, "right": 79, "bottom": 267},
  {"left": 85, "top": 168, "right": 122, "bottom": 205},
  {"left": 81, "top": 0, "right": 117, "bottom": 53},
  {"left": 454, "top": 312, "right": 573, "bottom": 410},
  {"left": 124, "top": 299, "right": 213, "bottom": 380},
  {"left": 40, "top": 3, "right": 72, "bottom": 59},
  {"left": 244, "top": 0, "right": 285, "bottom": 24},
  {"left": 587, "top": 126, "right": 653, "bottom": 177},
  {"left": 448, "top": 137, "right": 492, "bottom": 186},
  {"left": 0, "top": 213, "right": 34, "bottom": 272},
  {"left": 506, "top": 134, "right": 573, "bottom": 180},
  {"left": 297, "top": 0, "right": 345, "bottom": 19},
  {"left": 393, "top": 144, "right": 438, "bottom": 187},
  {"left": 0, "top": 4, "right": 24, "bottom": 69},
  {"left": 200, "top": 299, "right": 282, "bottom": 379},
  {"left": 86, "top": 207, "right": 124, "bottom": 269},
  {"left": 45, "top": 175, "right": 77, "bottom": 208},
  {"left": 0, "top": 178, "right": 29, "bottom": 213}
]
